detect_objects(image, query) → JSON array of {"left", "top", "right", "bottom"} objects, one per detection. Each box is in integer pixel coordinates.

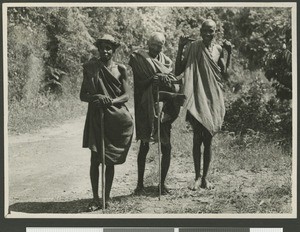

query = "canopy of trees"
[
  {"left": 7, "top": 6, "right": 292, "bottom": 144},
  {"left": 7, "top": 6, "right": 291, "bottom": 100}
]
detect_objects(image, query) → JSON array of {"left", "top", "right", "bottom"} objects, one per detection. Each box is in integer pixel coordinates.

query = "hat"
[{"left": 93, "top": 34, "right": 120, "bottom": 49}]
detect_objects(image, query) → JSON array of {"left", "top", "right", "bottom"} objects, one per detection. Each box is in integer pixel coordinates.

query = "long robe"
[
  {"left": 81, "top": 58, "right": 134, "bottom": 165},
  {"left": 183, "top": 40, "right": 225, "bottom": 136},
  {"left": 129, "top": 50, "right": 180, "bottom": 144}
]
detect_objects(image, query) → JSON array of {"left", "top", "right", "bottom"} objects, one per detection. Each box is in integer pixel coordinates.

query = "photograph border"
[{"left": 1, "top": 0, "right": 298, "bottom": 229}]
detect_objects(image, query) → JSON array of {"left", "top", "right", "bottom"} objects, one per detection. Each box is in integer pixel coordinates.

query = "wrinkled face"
[
  {"left": 200, "top": 22, "right": 216, "bottom": 44},
  {"left": 148, "top": 40, "right": 164, "bottom": 58},
  {"left": 98, "top": 42, "right": 114, "bottom": 62}
]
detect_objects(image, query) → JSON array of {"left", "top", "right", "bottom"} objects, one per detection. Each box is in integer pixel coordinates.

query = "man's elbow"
[
  {"left": 124, "top": 93, "right": 129, "bottom": 102},
  {"left": 80, "top": 92, "right": 88, "bottom": 102},
  {"left": 79, "top": 92, "right": 84, "bottom": 101},
  {"left": 221, "top": 71, "right": 230, "bottom": 81},
  {"left": 175, "top": 69, "right": 183, "bottom": 76},
  {"left": 175, "top": 64, "right": 184, "bottom": 76},
  {"left": 119, "top": 92, "right": 129, "bottom": 103}
]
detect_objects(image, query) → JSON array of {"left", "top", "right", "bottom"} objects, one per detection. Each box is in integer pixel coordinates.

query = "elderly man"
[
  {"left": 129, "top": 32, "right": 185, "bottom": 195},
  {"left": 175, "top": 19, "right": 232, "bottom": 190},
  {"left": 80, "top": 34, "right": 134, "bottom": 210}
]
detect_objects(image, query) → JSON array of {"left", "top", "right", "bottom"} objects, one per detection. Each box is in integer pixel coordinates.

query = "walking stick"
[
  {"left": 99, "top": 107, "right": 106, "bottom": 210},
  {"left": 157, "top": 84, "right": 162, "bottom": 200}
]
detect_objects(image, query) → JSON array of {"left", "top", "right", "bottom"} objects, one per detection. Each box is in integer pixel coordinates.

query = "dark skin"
[
  {"left": 80, "top": 42, "right": 130, "bottom": 208},
  {"left": 175, "top": 21, "right": 232, "bottom": 190},
  {"left": 135, "top": 38, "right": 174, "bottom": 195}
]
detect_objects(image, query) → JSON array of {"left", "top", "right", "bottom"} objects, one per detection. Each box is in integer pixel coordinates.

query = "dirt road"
[
  {"left": 8, "top": 114, "right": 143, "bottom": 214},
  {"left": 7, "top": 113, "right": 293, "bottom": 216}
]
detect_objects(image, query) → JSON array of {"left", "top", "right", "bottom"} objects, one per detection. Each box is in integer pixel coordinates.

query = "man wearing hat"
[
  {"left": 129, "top": 32, "right": 185, "bottom": 195},
  {"left": 80, "top": 34, "right": 134, "bottom": 210}
]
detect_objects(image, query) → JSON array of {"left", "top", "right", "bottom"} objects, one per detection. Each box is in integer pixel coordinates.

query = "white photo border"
[{"left": 3, "top": 1, "right": 297, "bottom": 219}]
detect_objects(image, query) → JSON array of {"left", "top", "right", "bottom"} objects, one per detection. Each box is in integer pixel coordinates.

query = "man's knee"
[
  {"left": 105, "top": 165, "right": 115, "bottom": 174},
  {"left": 193, "top": 130, "right": 204, "bottom": 148},
  {"left": 203, "top": 132, "right": 212, "bottom": 148},
  {"left": 193, "top": 130, "right": 202, "bottom": 140},
  {"left": 139, "top": 141, "right": 150, "bottom": 155},
  {"left": 138, "top": 141, "right": 149, "bottom": 159},
  {"left": 161, "top": 143, "right": 171, "bottom": 157},
  {"left": 91, "top": 151, "right": 101, "bottom": 166}
]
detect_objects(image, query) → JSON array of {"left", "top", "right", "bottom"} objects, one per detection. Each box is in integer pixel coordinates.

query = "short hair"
[
  {"left": 148, "top": 32, "right": 165, "bottom": 45},
  {"left": 201, "top": 19, "right": 217, "bottom": 29}
]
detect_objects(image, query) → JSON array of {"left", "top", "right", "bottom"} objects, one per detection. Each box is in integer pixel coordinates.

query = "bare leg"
[
  {"left": 191, "top": 131, "right": 203, "bottom": 190},
  {"left": 89, "top": 151, "right": 101, "bottom": 211},
  {"left": 160, "top": 142, "right": 171, "bottom": 194},
  {"left": 134, "top": 141, "right": 149, "bottom": 194},
  {"left": 105, "top": 165, "right": 115, "bottom": 202},
  {"left": 90, "top": 151, "right": 101, "bottom": 200},
  {"left": 193, "top": 131, "right": 203, "bottom": 180},
  {"left": 201, "top": 132, "right": 213, "bottom": 189}
]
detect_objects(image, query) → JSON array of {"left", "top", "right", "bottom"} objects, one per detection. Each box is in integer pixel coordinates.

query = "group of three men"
[{"left": 80, "top": 19, "right": 232, "bottom": 211}]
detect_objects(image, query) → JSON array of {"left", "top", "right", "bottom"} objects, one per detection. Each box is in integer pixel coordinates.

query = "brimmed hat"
[{"left": 93, "top": 34, "right": 120, "bottom": 49}]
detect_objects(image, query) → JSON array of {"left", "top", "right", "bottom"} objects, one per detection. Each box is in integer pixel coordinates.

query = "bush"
[
  {"left": 7, "top": 23, "right": 47, "bottom": 102},
  {"left": 223, "top": 71, "right": 292, "bottom": 147},
  {"left": 8, "top": 92, "right": 87, "bottom": 134},
  {"left": 7, "top": 6, "right": 292, "bottom": 139}
]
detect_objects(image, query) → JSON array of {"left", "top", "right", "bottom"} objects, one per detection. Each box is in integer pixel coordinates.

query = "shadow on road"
[
  {"left": 8, "top": 186, "right": 161, "bottom": 214},
  {"left": 9, "top": 198, "right": 93, "bottom": 214}
]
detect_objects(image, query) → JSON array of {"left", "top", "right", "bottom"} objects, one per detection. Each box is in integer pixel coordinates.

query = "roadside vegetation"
[{"left": 7, "top": 6, "right": 293, "bottom": 214}]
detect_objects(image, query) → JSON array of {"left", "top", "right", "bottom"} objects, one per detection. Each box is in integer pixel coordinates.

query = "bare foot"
[
  {"left": 133, "top": 186, "right": 147, "bottom": 196},
  {"left": 200, "top": 178, "right": 214, "bottom": 190},
  {"left": 88, "top": 198, "right": 101, "bottom": 212},
  {"left": 189, "top": 178, "right": 201, "bottom": 191},
  {"left": 158, "top": 184, "right": 171, "bottom": 195},
  {"left": 88, "top": 198, "right": 110, "bottom": 211}
]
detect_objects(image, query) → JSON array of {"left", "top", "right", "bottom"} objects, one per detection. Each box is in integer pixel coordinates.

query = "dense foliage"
[{"left": 7, "top": 6, "right": 292, "bottom": 146}]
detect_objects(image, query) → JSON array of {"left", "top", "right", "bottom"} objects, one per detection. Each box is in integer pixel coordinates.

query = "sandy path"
[
  {"left": 8, "top": 115, "right": 139, "bottom": 208},
  {"left": 7, "top": 112, "right": 292, "bottom": 215}
]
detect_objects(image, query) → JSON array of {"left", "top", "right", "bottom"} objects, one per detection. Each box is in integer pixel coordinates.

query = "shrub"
[
  {"left": 223, "top": 71, "right": 292, "bottom": 148},
  {"left": 8, "top": 91, "right": 87, "bottom": 134},
  {"left": 7, "top": 23, "right": 48, "bottom": 102}
]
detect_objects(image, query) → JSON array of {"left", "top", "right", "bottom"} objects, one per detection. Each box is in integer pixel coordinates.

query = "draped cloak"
[
  {"left": 183, "top": 40, "right": 225, "bottom": 136},
  {"left": 129, "top": 50, "right": 180, "bottom": 144},
  {"left": 81, "top": 58, "right": 134, "bottom": 165}
]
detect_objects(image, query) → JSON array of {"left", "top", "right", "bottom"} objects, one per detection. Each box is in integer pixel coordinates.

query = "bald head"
[
  {"left": 147, "top": 32, "right": 166, "bottom": 58},
  {"left": 201, "top": 19, "right": 216, "bottom": 30},
  {"left": 148, "top": 32, "right": 165, "bottom": 46},
  {"left": 200, "top": 19, "right": 217, "bottom": 45}
]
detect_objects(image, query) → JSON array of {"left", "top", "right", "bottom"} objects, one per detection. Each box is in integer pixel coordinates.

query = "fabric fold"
[
  {"left": 183, "top": 40, "right": 225, "bottom": 135},
  {"left": 129, "top": 50, "right": 180, "bottom": 144},
  {"left": 82, "top": 58, "right": 134, "bottom": 165}
]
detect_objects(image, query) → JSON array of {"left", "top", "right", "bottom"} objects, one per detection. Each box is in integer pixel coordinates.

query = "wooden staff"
[
  {"left": 157, "top": 84, "right": 162, "bottom": 200},
  {"left": 99, "top": 107, "right": 106, "bottom": 210}
]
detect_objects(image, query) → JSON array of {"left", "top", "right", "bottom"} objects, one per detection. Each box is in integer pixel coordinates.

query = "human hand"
[
  {"left": 152, "top": 74, "right": 159, "bottom": 86},
  {"left": 179, "top": 36, "right": 194, "bottom": 49},
  {"left": 156, "top": 73, "right": 172, "bottom": 86},
  {"left": 93, "top": 94, "right": 112, "bottom": 107},
  {"left": 222, "top": 40, "right": 232, "bottom": 54}
]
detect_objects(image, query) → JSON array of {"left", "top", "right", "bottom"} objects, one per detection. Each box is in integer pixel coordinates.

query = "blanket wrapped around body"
[
  {"left": 129, "top": 50, "right": 180, "bottom": 144},
  {"left": 183, "top": 40, "right": 225, "bottom": 135},
  {"left": 82, "top": 58, "right": 134, "bottom": 165}
]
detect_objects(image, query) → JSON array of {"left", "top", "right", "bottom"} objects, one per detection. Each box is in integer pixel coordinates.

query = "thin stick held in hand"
[
  {"left": 100, "top": 108, "right": 106, "bottom": 210},
  {"left": 157, "top": 85, "right": 162, "bottom": 200}
]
